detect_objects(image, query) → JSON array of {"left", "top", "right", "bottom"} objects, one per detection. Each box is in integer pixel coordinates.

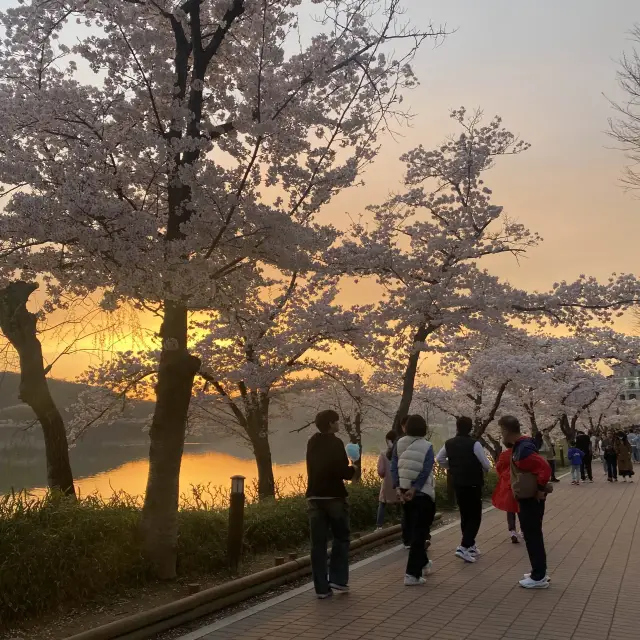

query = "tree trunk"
[
  {"left": 558, "top": 414, "right": 575, "bottom": 443},
  {"left": 479, "top": 434, "right": 502, "bottom": 464},
  {"left": 141, "top": 301, "right": 201, "bottom": 580},
  {"left": 0, "top": 281, "right": 75, "bottom": 496},
  {"left": 247, "top": 398, "right": 276, "bottom": 500},
  {"left": 392, "top": 325, "right": 429, "bottom": 434}
]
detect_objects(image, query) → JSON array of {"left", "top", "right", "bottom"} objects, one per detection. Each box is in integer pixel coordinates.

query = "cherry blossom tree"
[
  {"left": 0, "top": 1, "right": 443, "bottom": 575},
  {"left": 193, "top": 273, "right": 371, "bottom": 497},
  {"left": 338, "top": 110, "right": 640, "bottom": 434}
]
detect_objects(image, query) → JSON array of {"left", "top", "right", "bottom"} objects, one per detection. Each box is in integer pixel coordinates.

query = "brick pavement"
[{"left": 180, "top": 473, "right": 640, "bottom": 640}]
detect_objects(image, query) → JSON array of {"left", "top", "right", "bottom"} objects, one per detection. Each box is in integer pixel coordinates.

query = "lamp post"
[{"left": 228, "top": 475, "right": 245, "bottom": 574}]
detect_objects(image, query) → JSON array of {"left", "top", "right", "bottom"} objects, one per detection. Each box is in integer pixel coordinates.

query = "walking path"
[{"left": 178, "top": 473, "right": 640, "bottom": 640}]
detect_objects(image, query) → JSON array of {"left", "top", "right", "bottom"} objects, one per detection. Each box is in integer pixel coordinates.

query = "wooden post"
[{"left": 228, "top": 475, "right": 245, "bottom": 574}]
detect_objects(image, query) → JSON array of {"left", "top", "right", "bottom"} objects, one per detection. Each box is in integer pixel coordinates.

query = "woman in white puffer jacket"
[{"left": 391, "top": 414, "right": 436, "bottom": 585}]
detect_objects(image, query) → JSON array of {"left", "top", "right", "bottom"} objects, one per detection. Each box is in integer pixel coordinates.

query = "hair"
[
  {"left": 405, "top": 414, "right": 428, "bottom": 437},
  {"left": 456, "top": 416, "right": 473, "bottom": 437},
  {"left": 498, "top": 415, "right": 521, "bottom": 435},
  {"left": 385, "top": 430, "right": 397, "bottom": 459},
  {"left": 315, "top": 409, "right": 340, "bottom": 433}
]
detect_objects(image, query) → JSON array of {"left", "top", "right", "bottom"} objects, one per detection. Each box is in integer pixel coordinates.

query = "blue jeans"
[
  {"left": 308, "top": 499, "right": 350, "bottom": 595},
  {"left": 571, "top": 465, "right": 580, "bottom": 482}
]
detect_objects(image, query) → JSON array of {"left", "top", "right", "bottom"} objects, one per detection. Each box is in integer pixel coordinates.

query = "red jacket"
[{"left": 492, "top": 449, "right": 519, "bottom": 513}]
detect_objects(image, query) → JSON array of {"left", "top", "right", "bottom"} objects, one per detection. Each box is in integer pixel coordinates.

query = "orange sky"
[{"left": 16, "top": 1, "right": 640, "bottom": 382}]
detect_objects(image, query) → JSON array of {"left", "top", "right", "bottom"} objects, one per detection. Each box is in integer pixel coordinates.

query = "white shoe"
[
  {"left": 524, "top": 572, "right": 551, "bottom": 582},
  {"left": 403, "top": 544, "right": 411, "bottom": 550},
  {"left": 423, "top": 560, "right": 433, "bottom": 576},
  {"left": 519, "top": 576, "right": 550, "bottom": 589},
  {"left": 510, "top": 530, "right": 520, "bottom": 544},
  {"left": 455, "top": 547, "right": 476, "bottom": 563},
  {"left": 404, "top": 574, "right": 426, "bottom": 586},
  {"left": 375, "top": 526, "right": 383, "bottom": 531},
  {"left": 329, "top": 582, "right": 349, "bottom": 593},
  {"left": 468, "top": 545, "right": 481, "bottom": 557}
]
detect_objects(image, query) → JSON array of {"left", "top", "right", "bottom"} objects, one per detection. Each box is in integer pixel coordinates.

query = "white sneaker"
[
  {"left": 510, "top": 530, "right": 520, "bottom": 544},
  {"left": 403, "top": 544, "right": 411, "bottom": 550},
  {"left": 519, "top": 576, "right": 550, "bottom": 589},
  {"left": 404, "top": 574, "right": 426, "bottom": 586},
  {"left": 423, "top": 560, "right": 433, "bottom": 576},
  {"left": 468, "top": 545, "right": 481, "bottom": 557},
  {"left": 455, "top": 547, "right": 476, "bottom": 563},
  {"left": 524, "top": 573, "right": 551, "bottom": 582},
  {"left": 329, "top": 582, "right": 349, "bottom": 593}
]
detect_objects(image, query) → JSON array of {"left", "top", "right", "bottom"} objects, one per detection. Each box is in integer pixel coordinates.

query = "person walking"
[
  {"left": 492, "top": 442, "right": 521, "bottom": 543},
  {"left": 306, "top": 410, "right": 356, "bottom": 599},
  {"left": 628, "top": 430, "right": 640, "bottom": 464},
  {"left": 603, "top": 432, "right": 618, "bottom": 482},
  {"left": 567, "top": 443, "right": 584, "bottom": 485},
  {"left": 376, "top": 430, "right": 400, "bottom": 529},
  {"left": 539, "top": 428, "right": 559, "bottom": 482},
  {"left": 499, "top": 415, "right": 552, "bottom": 589},
  {"left": 575, "top": 430, "right": 593, "bottom": 483},
  {"left": 615, "top": 431, "right": 634, "bottom": 482},
  {"left": 435, "top": 416, "right": 491, "bottom": 564},
  {"left": 391, "top": 414, "right": 436, "bottom": 586}
]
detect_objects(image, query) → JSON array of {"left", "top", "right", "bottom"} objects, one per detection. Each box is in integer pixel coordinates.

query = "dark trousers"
[
  {"left": 548, "top": 459, "right": 557, "bottom": 479},
  {"left": 518, "top": 498, "right": 547, "bottom": 581},
  {"left": 309, "top": 499, "right": 350, "bottom": 594},
  {"left": 606, "top": 457, "right": 618, "bottom": 480},
  {"left": 403, "top": 494, "right": 436, "bottom": 578},
  {"left": 376, "top": 502, "right": 403, "bottom": 528},
  {"left": 455, "top": 485, "right": 483, "bottom": 548},
  {"left": 580, "top": 453, "right": 593, "bottom": 481},
  {"left": 507, "top": 511, "right": 517, "bottom": 531}
]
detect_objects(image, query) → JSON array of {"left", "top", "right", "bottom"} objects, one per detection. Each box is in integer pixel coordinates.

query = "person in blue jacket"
[{"left": 567, "top": 443, "right": 585, "bottom": 485}]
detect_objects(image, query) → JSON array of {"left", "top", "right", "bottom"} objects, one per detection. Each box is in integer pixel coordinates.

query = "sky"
[{"left": 3, "top": 0, "right": 640, "bottom": 381}]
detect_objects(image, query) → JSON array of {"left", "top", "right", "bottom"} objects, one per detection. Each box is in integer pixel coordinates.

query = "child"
[
  {"left": 567, "top": 443, "right": 584, "bottom": 485},
  {"left": 391, "top": 414, "right": 436, "bottom": 586},
  {"left": 306, "top": 410, "right": 356, "bottom": 599},
  {"left": 376, "top": 430, "right": 400, "bottom": 529},
  {"left": 492, "top": 442, "right": 520, "bottom": 543}
]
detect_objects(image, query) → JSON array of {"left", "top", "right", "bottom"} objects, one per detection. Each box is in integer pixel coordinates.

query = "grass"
[{"left": 0, "top": 468, "right": 498, "bottom": 627}]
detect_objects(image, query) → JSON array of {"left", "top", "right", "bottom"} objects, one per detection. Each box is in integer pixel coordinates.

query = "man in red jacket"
[{"left": 499, "top": 415, "right": 552, "bottom": 589}]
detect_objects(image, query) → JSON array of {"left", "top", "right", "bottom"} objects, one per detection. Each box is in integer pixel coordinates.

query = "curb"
[{"left": 64, "top": 515, "right": 441, "bottom": 640}]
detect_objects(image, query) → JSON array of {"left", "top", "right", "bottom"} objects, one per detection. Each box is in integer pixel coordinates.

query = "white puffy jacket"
[{"left": 396, "top": 436, "right": 435, "bottom": 500}]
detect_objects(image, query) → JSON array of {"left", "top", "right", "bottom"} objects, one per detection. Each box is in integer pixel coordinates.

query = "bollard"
[
  {"left": 274, "top": 556, "right": 285, "bottom": 566},
  {"left": 228, "top": 475, "right": 245, "bottom": 574},
  {"left": 288, "top": 552, "right": 298, "bottom": 561},
  {"left": 187, "top": 583, "right": 201, "bottom": 595}
]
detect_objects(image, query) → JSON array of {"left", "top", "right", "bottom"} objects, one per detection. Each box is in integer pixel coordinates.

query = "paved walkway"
[{"left": 179, "top": 472, "right": 640, "bottom": 640}]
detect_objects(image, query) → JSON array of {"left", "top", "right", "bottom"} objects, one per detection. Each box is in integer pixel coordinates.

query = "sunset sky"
[{"left": 6, "top": 0, "right": 639, "bottom": 381}]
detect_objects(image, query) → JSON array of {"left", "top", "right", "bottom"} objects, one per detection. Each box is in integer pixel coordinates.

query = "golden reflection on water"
[{"left": 33, "top": 451, "right": 379, "bottom": 501}]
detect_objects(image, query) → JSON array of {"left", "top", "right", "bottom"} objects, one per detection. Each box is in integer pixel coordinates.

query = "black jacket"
[
  {"left": 444, "top": 435, "right": 485, "bottom": 487},
  {"left": 306, "top": 432, "right": 355, "bottom": 498},
  {"left": 575, "top": 433, "right": 591, "bottom": 455}
]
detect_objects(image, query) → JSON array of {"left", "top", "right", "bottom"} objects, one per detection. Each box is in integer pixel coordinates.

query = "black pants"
[
  {"left": 507, "top": 511, "right": 517, "bottom": 531},
  {"left": 455, "top": 485, "right": 483, "bottom": 549},
  {"left": 548, "top": 459, "right": 557, "bottom": 480},
  {"left": 308, "top": 499, "right": 350, "bottom": 595},
  {"left": 606, "top": 457, "right": 618, "bottom": 480},
  {"left": 580, "top": 453, "right": 593, "bottom": 481},
  {"left": 518, "top": 498, "right": 546, "bottom": 581},
  {"left": 403, "top": 494, "right": 436, "bottom": 578}
]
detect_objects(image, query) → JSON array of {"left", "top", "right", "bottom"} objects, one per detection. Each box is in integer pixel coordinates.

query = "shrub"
[{"left": 0, "top": 469, "right": 498, "bottom": 626}]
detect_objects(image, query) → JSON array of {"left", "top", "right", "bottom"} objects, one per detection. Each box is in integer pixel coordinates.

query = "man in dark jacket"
[
  {"left": 500, "top": 415, "right": 552, "bottom": 590},
  {"left": 306, "top": 409, "right": 356, "bottom": 599},
  {"left": 575, "top": 430, "right": 593, "bottom": 482},
  {"left": 435, "top": 416, "right": 490, "bottom": 564}
]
